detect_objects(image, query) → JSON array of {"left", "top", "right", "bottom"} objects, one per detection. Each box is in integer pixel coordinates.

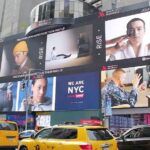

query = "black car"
[{"left": 117, "top": 125, "right": 150, "bottom": 150}]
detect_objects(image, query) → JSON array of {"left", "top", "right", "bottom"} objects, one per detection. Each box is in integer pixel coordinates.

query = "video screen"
[
  {"left": 16, "top": 76, "right": 56, "bottom": 112},
  {"left": 45, "top": 24, "right": 93, "bottom": 71},
  {"left": 44, "top": 13, "right": 104, "bottom": 75},
  {"left": 0, "top": 13, "right": 104, "bottom": 79},
  {"left": 0, "top": 76, "right": 55, "bottom": 112},
  {"left": 105, "top": 7, "right": 150, "bottom": 67},
  {"left": 101, "top": 65, "right": 150, "bottom": 115},
  {"left": 0, "top": 33, "right": 46, "bottom": 78},
  {"left": 55, "top": 72, "right": 100, "bottom": 110}
]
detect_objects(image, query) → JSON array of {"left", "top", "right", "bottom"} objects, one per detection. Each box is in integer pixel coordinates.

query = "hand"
[
  {"left": 114, "top": 36, "right": 128, "bottom": 51},
  {"left": 132, "top": 73, "right": 142, "bottom": 89},
  {"left": 106, "top": 35, "right": 128, "bottom": 56},
  {"left": 138, "top": 81, "right": 147, "bottom": 91},
  {"left": 106, "top": 35, "right": 127, "bottom": 45}
]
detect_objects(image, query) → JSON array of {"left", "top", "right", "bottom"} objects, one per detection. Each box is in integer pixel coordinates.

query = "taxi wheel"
[{"left": 20, "top": 146, "right": 28, "bottom": 150}]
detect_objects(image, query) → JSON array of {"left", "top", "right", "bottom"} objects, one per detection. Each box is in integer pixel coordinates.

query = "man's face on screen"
[
  {"left": 13, "top": 51, "right": 28, "bottom": 66},
  {"left": 128, "top": 20, "right": 145, "bottom": 44},
  {"left": 117, "top": 72, "right": 126, "bottom": 87}
]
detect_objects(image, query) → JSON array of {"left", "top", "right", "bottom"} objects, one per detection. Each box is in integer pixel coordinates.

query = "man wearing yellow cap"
[{"left": 12, "top": 40, "right": 35, "bottom": 75}]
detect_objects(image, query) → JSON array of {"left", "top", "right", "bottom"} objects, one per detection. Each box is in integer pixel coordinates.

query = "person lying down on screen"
[
  {"left": 50, "top": 46, "right": 71, "bottom": 61},
  {"left": 19, "top": 77, "right": 52, "bottom": 111},
  {"left": 101, "top": 69, "right": 145, "bottom": 108},
  {"left": 106, "top": 18, "right": 150, "bottom": 61}
]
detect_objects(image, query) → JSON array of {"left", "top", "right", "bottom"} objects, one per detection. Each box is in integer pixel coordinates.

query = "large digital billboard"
[
  {"left": 101, "top": 65, "right": 150, "bottom": 115},
  {"left": 0, "top": 33, "right": 46, "bottom": 79},
  {"left": 0, "top": 76, "right": 55, "bottom": 112},
  {"left": 0, "top": 13, "right": 104, "bottom": 81},
  {"left": 55, "top": 72, "right": 100, "bottom": 110},
  {"left": 104, "top": 7, "right": 150, "bottom": 68}
]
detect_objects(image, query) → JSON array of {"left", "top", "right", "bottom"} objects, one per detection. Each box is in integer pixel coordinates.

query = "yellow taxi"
[
  {"left": 18, "top": 124, "right": 118, "bottom": 150},
  {"left": 0, "top": 120, "right": 19, "bottom": 150}
]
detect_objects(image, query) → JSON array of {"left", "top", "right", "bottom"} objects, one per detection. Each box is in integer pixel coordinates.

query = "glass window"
[
  {"left": 42, "top": 4, "right": 46, "bottom": 20},
  {"left": 0, "top": 122, "right": 17, "bottom": 131},
  {"left": 35, "top": 128, "right": 52, "bottom": 139},
  {"left": 50, "top": 1, "right": 55, "bottom": 18},
  {"left": 125, "top": 129, "right": 138, "bottom": 138},
  {"left": 30, "top": 8, "right": 36, "bottom": 23},
  {"left": 142, "top": 127, "right": 150, "bottom": 137},
  {"left": 38, "top": 5, "right": 43, "bottom": 21},
  {"left": 48, "top": 128, "right": 77, "bottom": 139},
  {"left": 87, "top": 129, "right": 113, "bottom": 140}
]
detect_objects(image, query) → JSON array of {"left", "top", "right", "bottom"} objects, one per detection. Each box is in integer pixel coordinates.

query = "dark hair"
[
  {"left": 32, "top": 77, "right": 47, "bottom": 86},
  {"left": 127, "top": 18, "right": 145, "bottom": 30}
]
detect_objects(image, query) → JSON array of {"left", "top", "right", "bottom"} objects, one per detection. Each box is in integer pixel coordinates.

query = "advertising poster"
[
  {"left": 55, "top": 72, "right": 99, "bottom": 110},
  {"left": 105, "top": 8, "right": 150, "bottom": 67},
  {"left": 16, "top": 76, "right": 56, "bottom": 112},
  {"left": 0, "top": 33, "right": 46, "bottom": 78},
  {"left": 101, "top": 65, "right": 150, "bottom": 115}
]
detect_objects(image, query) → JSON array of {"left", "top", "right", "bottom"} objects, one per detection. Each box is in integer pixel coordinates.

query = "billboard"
[
  {"left": 104, "top": 7, "right": 150, "bottom": 68},
  {"left": 101, "top": 65, "right": 150, "bottom": 115},
  {"left": 55, "top": 72, "right": 100, "bottom": 110},
  {"left": 0, "top": 76, "right": 55, "bottom": 112},
  {"left": 0, "top": 13, "right": 104, "bottom": 81},
  {"left": 0, "top": 33, "right": 46, "bottom": 79}
]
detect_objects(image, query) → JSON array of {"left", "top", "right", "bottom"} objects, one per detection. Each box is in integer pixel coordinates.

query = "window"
[
  {"left": 87, "top": 129, "right": 113, "bottom": 140},
  {"left": 0, "top": 122, "right": 17, "bottom": 131},
  {"left": 48, "top": 128, "right": 77, "bottom": 139},
  {"left": 142, "top": 127, "right": 150, "bottom": 137},
  {"left": 35, "top": 128, "right": 52, "bottom": 139}
]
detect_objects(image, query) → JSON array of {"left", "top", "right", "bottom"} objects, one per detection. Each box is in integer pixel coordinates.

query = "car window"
[
  {"left": 23, "top": 131, "right": 34, "bottom": 136},
  {"left": 35, "top": 128, "right": 52, "bottom": 139},
  {"left": 87, "top": 129, "right": 113, "bottom": 140},
  {"left": 0, "top": 122, "right": 17, "bottom": 131},
  {"left": 125, "top": 129, "right": 140, "bottom": 138},
  {"left": 141, "top": 127, "right": 150, "bottom": 137},
  {"left": 48, "top": 128, "right": 77, "bottom": 139},
  {"left": 124, "top": 127, "right": 150, "bottom": 138}
]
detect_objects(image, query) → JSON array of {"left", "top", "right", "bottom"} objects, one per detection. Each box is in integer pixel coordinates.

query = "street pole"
[
  {"left": 25, "top": 70, "right": 31, "bottom": 131},
  {"left": 24, "top": 69, "right": 44, "bottom": 130}
]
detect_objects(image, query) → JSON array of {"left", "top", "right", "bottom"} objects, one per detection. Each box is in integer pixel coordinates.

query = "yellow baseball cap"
[{"left": 13, "top": 41, "right": 29, "bottom": 54}]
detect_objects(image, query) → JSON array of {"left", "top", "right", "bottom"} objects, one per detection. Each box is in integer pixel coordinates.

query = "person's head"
[
  {"left": 112, "top": 69, "right": 126, "bottom": 87},
  {"left": 13, "top": 41, "right": 29, "bottom": 66},
  {"left": 126, "top": 18, "right": 145, "bottom": 44},
  {"left": 31, "top": 77, "right": 47, "bottom": 104}
]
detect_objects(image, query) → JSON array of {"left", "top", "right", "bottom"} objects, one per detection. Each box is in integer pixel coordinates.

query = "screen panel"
[
  {"left": 0, "top": 76, "right": 55, "bottom": 112},
  {"left": 55, "top": 72, "right": 100, "bottom": 110},
  {"left": 0, "top": 13, "right": 104, "bottom": 81},
  {"left": 0, "top": 33, "right": 46, "bottom": 79},
  {"left": 104, "top": 7, "right": 150, "bottom": 68},
  {"left": 16, "top": 76, "right": 56, "bottom": 112},
  {"left": 101, "top": 65, "right": 150, "bottom": 116}
]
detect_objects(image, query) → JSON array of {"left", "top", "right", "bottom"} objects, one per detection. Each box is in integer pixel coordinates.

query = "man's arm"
[{"left": 106, "top": 35, "right": 128, "bottom": 56}]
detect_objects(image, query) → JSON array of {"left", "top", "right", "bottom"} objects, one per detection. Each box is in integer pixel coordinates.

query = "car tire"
[{"left": 20, "top": 146, "right": 28, "bottom": 150}]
